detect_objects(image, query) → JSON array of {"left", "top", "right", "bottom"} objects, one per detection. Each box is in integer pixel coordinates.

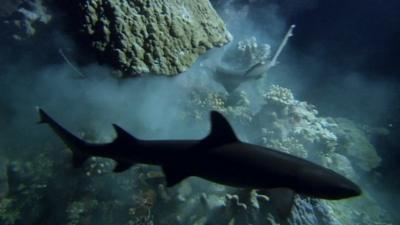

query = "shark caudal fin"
[{"left": 36, "top": 107, "right": 90, "bottom": 167}]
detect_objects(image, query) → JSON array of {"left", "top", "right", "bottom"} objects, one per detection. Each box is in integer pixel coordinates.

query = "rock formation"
[{"left": 74, "top": 0, "right": 232, "bottom": 76}]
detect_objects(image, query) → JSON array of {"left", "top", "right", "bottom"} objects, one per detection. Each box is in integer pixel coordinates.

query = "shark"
[
  {"left": 213, "top": 25, "right": 296, "bottom": 93},
  {"left": 214, "top": 61, "right": 270, "bottom": 92},
  {"left": 36, "top": 107, "right": 361, "bottom": 216}
]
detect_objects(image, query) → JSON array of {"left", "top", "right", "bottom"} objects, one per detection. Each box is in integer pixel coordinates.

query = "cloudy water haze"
[{"left": 0, "top": 0, "right": 399, "bottom": 224}]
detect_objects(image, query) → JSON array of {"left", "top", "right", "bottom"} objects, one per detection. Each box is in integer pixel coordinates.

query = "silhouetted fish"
[{"left": 37, "top": 107, "right": 361, "bottom": 217}]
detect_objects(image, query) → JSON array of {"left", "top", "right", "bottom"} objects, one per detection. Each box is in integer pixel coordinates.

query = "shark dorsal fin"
[
  {"left": 203, "top": 111, "right": 238, "bottom": 146},
  {"left": 112, "top": 124, "right": 139, "bottom": 143}
]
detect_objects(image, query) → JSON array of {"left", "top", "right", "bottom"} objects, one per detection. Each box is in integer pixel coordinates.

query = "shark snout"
[
  {"left": 327, "top": 174, "right": 362, "bottom": 199},
  {"left": 340, "top": 180, "right": 362, "bottom": 198},
  {"left": 299, "top": 167, "right": 362, "bottom": 199}
]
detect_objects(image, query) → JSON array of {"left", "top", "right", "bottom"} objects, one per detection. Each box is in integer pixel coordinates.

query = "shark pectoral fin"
[
  {"left": 162, "top": 166, "right": 189, "bottom": 187},
  {"left": 113, "top": 162, "right": 134, "bottom": 173},
  {"left": 72, "top": 151, "right": 90, "bottom": 168},
  {"left": 264, "top": 188, "right": 295, "bottom": 219}
]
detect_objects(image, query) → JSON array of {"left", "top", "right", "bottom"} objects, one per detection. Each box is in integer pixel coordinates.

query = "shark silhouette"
[
  {"left": 36, "top": 107, "right": 361, "bottom": 216},
  {"left": 214, "top": 61, "right": 269, "bottom": 92},
  {"left": 213, "top": 25, "right": 296, "bottom": 93}
]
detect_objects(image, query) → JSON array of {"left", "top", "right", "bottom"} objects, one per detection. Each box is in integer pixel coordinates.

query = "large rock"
[{"left": 75, "top": 0, "right": 232, "bottom": 76}]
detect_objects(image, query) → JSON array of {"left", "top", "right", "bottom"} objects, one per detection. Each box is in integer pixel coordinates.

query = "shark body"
[
  {"left": 213, "top": 25, "right": 296, "bottom": 93},
  {"left": 37, "top": 107, "right": 361, "bottom": 214},
  {"left": 214, "top": 62, "right": 269, "bottom": 92}
]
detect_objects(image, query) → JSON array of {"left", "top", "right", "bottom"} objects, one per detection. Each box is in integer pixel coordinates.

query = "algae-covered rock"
[{"left": 75, "top": 0, "right": 232, "bottom": 76}]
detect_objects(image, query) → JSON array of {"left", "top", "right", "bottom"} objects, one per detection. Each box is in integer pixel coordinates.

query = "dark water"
[{"left": 0, "top": 1, "right": 399, "bottom": 225}]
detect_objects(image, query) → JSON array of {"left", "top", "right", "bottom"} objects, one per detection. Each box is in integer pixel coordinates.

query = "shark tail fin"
[
  {"left": 36, "top": 106, "right": 50, "bottom": 124},
  {"left": 36, "top": 107, "right": 90, "bottom": 167}
]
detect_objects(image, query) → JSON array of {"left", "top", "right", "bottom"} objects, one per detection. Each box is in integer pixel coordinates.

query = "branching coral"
[
  {"left": 263, "top": 85, "right": 295, "bottom": 107},
  {"left": 185, "top": 89, "right": 252, "bottom": 125},
  {"left": 262, "top": 134, "right": 308, "bottom": 158},
  {"left": 257, "top": 85, "right": 339, "bottom": 158}
]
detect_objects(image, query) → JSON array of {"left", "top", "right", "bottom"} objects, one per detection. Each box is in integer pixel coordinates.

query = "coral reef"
[
  {"left": 289, "top": 197, "right": 341, "bottom": 225},
  {"left": 182, "top": 83, "right": 388, "bottom": 224},
  {"left": 0, "top": 0, "right": 24, "bottom": 17},
  {"left": 0, "top": 54, "right": 390, "bottom": 225},
  {"left": 256, "top": 85, "right": 338, "bottom": 158},
  {"left": 0, "top": 0, "right": 392, "bottom": 224},
  {"left": 332, "top": 118, "right": 381, "bottom": 172},
  {"left": 326, "top": 196, "right": 393, "bottom": 225},
  {"left": 0, "top": 0, "right": 230, "bottom": 77},
  {"left": 322, "top": 153, "right": 357, "bottom": 179},
  {"left": 199, "top": 190, "right": 344, "bottom": 225},
  {"left": 184, "top": 88, "right": 253, "bottom": 129},
  {"left": 1, "top": 0, "right": 51, "bottom": 41},
  {"left": 73, "top": 0, "right": 231, "bottom": 76}
]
